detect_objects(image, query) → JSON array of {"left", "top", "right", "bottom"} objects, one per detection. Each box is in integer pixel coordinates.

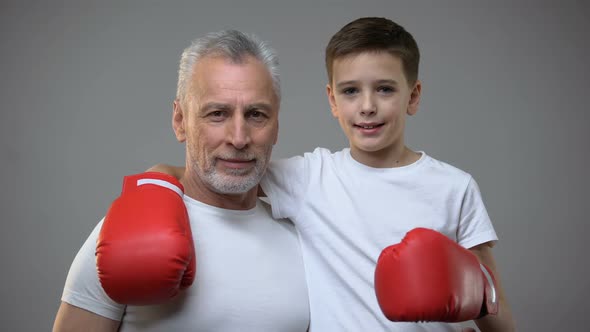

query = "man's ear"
[
  {"left": 326, "top": 83, "right": 339, "bottom": 118},
  {"left": 273, "top": 117, "right": 279, "bottom": 145},
  {"left": 407, "top": 80, "right": 422, "bottom": 116},
  {"left": 172, "top": 99, "right": 187, "bottom": 142}
]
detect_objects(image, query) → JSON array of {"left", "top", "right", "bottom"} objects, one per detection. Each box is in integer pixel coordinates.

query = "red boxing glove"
[
  {"left": 96, "top": 172, "right": 195, "bottom": 305},
  {"left": 374, "top": 227, "right": 498, "bottom": 322}
]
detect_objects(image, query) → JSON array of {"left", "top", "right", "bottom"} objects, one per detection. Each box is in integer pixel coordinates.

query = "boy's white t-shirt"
[
  {"left": 261, "top": 147, "right": 498, "bottom": 332},
  {"left": 61, "top": 197, "right": 310, "bottom": 332}
]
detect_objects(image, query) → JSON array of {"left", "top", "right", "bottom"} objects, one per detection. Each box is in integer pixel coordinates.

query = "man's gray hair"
[{"left": 176, "top": 30, "right": 280, "bottom": 105}]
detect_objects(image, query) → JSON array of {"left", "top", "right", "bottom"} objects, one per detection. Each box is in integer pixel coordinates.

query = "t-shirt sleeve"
[
  {"left": 260, "top": 155, "right": 308, "bottom": 220},
  {"left": 457, "top": 177, "right": 499, "bottom": 249},
  {"left": 60, "top": 218, "right": 126, "bottom": 321}
]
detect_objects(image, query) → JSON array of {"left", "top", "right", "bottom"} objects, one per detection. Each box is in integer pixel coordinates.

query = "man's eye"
[
  {"left": 247, "top": 110, "right": 267, "bottom": 121},
  {"left": 208, "top": 110, "right": 227, "bottom": 119}
]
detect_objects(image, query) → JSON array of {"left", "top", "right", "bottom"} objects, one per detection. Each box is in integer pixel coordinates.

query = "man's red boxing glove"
[
  {"left": 96, "top": 172, "right": 195, "bottom": 305},
  {"left": 374, "top": 227, "right": 498, "bottom": 322}
]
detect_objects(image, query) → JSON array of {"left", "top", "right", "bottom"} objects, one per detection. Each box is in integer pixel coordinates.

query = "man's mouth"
[{"left": 217, "top": 158, "right": 255, "bottom": 169}]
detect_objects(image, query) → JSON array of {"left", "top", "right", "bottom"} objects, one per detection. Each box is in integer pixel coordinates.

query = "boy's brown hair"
[{"left": 325, "top": 17, "right": 420, "bottom": 86}]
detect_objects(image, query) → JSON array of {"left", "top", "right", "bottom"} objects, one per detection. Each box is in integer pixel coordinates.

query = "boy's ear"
[
  {"left": 172, "top": 99, "right": 187, "bottom": 142},
  {"left": 326, "top": 83, "right": 339, "bottom": 118},
  {"left": 407, "top": 80, "right": 422, "bottom": 116}
]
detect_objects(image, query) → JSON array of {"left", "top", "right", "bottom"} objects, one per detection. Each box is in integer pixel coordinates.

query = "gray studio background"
[{"left": 1, "top": 0, "right": 588, "bottom": 331}]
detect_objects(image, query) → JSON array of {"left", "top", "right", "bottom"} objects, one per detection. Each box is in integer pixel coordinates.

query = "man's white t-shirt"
[
  {"left": 261, "top": 148, "right": 498, "bottom": 331},
  {"left": 61, "top": 196, "right": 310, "bottom": 332}
]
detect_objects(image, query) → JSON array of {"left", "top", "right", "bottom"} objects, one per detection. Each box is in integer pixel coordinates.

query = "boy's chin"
[
  {"left": 350, "top": 144, "right": 388, "bottom": 154},
  {"left": 350, "top": 138, "right": 390, "bottom": 151}
]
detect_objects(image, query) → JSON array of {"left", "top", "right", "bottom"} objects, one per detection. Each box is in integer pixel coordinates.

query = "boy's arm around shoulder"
[
  {"left": 469, "top": 242, "right": 516, "bottom": 332},
  {"left": 147, "top": 163, "right": 268, "bottom": 197},
  {"left": 147, "top": 163, "right": 185, "bottom": 180},
  {"left": 53, "top": 302, "right": 120, "bottom": 332}
]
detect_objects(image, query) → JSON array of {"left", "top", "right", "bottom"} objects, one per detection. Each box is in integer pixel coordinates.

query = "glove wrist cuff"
[
  {"left": 121, "top": 172, "right": 184, "bottom": 197},
  {"left": 478, "top": 263, "right": 499, "bottom": 318}
]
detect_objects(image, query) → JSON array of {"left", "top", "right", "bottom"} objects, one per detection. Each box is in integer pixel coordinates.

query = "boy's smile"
[
  {"left": 326, "top": 51, "right": 421, "bottom": 168},
  {"left": 354, "top": 121, "right": 385, "bottom": 132}
]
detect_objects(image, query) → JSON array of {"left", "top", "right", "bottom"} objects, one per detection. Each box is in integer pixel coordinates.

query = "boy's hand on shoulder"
[{"left": 147, "top": 163, "right": 185, "bottom": 180}]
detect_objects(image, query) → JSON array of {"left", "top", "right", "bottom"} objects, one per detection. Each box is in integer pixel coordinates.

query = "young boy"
[{"left": 149, "top": 17, "right": 515, "bottom": 331}]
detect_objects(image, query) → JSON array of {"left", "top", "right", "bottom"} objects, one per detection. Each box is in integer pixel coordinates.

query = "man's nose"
[
  {"left": 227, "top": 116, "right": 251, "bottom": 150},
  {"left": 360, "top": 93, "right": 376, "bottom": 116}
]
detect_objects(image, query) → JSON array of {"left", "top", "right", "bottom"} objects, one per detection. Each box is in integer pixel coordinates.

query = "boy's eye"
[
  {"left": 342, "top": 87, "right": 359, "bottom": 95},
  {"left": 377, "top": 86, "right": 395, "bottom": 93}
]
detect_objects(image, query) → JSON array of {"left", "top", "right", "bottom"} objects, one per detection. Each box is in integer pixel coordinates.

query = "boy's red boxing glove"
[
  {"left": 374, "top": 227, "right": 498, "bottom": 322},
  {"left": 96, "top": 172, "right": 195, "bottom": 305}
]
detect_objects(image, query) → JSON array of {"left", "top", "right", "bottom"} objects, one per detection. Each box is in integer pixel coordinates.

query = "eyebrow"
[
  {"left": 335, "top": 79, "right": 399, "bottom": 89},
  {"left": 245, "top": 103, "right": 273, "bottom": 112},
  {"left": 201, "top": 102, "right": 232, "bottom": 113}
]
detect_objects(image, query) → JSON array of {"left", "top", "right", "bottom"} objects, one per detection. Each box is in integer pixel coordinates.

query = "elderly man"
[{"left": 53, "top": 30, "right": 309, "bottom": 332}]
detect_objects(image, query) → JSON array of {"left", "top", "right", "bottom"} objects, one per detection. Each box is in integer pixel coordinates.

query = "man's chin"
[
  {"left": 223, "top": 168, "right": 255, "bottom": 176},
  {"left": 211, "top": 184, "right": 257, "bottom": 195},
  {"left": 208, "top": 175, "right": 260, "bottom": 194}
]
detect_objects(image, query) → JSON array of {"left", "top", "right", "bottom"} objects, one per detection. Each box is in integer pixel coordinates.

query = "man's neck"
[{"left": 180, "top": 174, "right": 259, "bottom": 210}]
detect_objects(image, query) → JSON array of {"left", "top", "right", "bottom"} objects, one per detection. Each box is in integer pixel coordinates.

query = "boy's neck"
[{"left": 350, "top": 145, "right": 420, "bottom": 169}]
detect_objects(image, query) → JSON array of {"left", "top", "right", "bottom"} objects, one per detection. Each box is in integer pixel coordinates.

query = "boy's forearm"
[
  {"left": 475, "top": 302, "right": 515, "bottom": 332},
  {"left": 469, "top": 244, "right": 516, "bottom": 332}
]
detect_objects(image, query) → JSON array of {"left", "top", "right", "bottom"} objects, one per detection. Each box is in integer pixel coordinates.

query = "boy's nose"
[
  {"left": 360, "top": 108, "right": 376, "bottom": 116},
  {"left": 361, "top": 94, "right": 376, "bottom": 116}
]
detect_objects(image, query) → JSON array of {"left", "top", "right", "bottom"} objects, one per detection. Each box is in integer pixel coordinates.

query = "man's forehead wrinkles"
[
  {"left": 197, "top": 80, "right": 273, "bottom": 95},
  {"left": 202, "top": 102, "right": 232, "bottom": 111},
  {"left": 212, "top": 78, "right": 252, "bottom": 85},
  {"left": 195, "top": 87, "right": 276, "bottom": 105}
]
